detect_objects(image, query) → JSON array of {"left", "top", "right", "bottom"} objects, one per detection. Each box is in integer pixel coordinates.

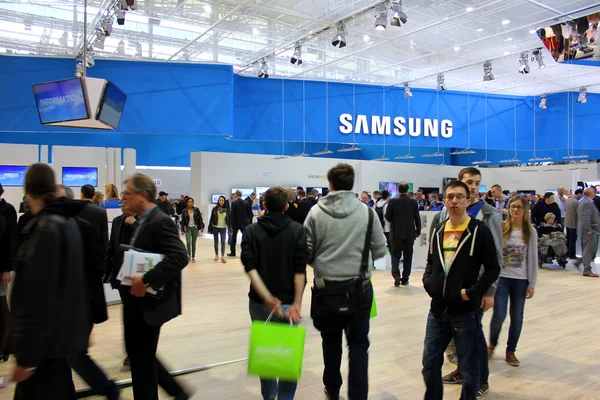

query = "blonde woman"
[
  {"left": 489, "top": 195, "right": 538, "bottom": 367},
  {"left": 100, "top": 183, "right": 121, "bottom": 209},
  {"left": 92, "top": 191, "right": 104, "bottom": 206}
]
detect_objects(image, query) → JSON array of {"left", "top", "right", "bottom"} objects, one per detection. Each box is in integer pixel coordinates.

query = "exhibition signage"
[{"left": 339, "top": 114, "right": 453, "bottom": 138}]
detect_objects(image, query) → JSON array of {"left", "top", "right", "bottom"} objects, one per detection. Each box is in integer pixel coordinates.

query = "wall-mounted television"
[
  {"left": 517, "top": 190, "right": 536, "bottom": 196},
  {"left": 379, "top": 182, "right": 399, "bottom": 198},
  {"left": 0, "top": 165, "right": 28, "bottom": 186},
  {"left": 97, "top": 81, "right": 127, "bottom": 129},
  {"left": 32, "top": 78, "right": 89, "bottom": 124},
  {"left": 307, "top": 187, "right": 329, "bottom": 196},
  {"left": 232, "top": 188, "right": 254, "bottom": 199},
  {"left": 211, "top": 194, "right": 226, "bottom": 204},
  {"left": 62, "top": 167, "right": 98, "bottom": 187}
]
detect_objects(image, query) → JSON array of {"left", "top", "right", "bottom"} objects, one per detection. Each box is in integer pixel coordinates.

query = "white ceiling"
[{"left": 1, "top": 0, "right": 599, "bottom": 95}]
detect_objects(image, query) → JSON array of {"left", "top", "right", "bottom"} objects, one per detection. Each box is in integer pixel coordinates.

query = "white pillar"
[
  {"left": 40, "top": 145, "right": 48, "bottom": 163},
  {"left": 123, "top": 148, "right": 137, "bottom": 188}
]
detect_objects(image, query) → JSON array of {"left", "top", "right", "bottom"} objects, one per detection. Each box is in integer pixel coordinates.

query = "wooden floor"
[{"left": 1, "top": 234, "right": 600, "bottom": 400}]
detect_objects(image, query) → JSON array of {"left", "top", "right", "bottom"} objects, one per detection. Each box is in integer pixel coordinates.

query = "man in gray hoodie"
[
  {"left": 304, "top": 163, "right": 387, "bottom": 400},
  {"left": 435, "top": 167, "right": 503, "bottom": 398}
]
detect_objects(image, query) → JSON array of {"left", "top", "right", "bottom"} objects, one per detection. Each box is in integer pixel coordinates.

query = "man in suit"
[
  {"left": 385, "top": 182, "right": 421, "bottom": 286},
  {"left": 155, "top": 191, "right": 171, "bottom": 215},
  {"left": 245, "top": 192, "right": 257, "bottom": 209},
  {"left": 565, "top": 189, "right": 583, "bottom": 259},
  {"left": 228, "top": 189, "right": 252, "bottom": 257},
  {"left": 120, "top": 174, "right": 190, "bottom": 400},
  {"left": 575, "top": 187, "right": 600, "bottom": 278},
  {"left": 0, "top": 183, "right": 16, "bottom": 362}
]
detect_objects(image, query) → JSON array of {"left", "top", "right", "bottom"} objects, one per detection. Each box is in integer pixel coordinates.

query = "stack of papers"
[{"left": 117, "top": 249, "right": 164, "bottom": 295}]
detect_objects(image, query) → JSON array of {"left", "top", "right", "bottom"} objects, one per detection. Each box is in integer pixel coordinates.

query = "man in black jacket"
[
  {"left": 422, "top": 180, "right": 500, "bottom": 400},
  {"left": 385, "top": 182, "right": 421, "bottom": 286},
  {"left": 241, "top": 186, "right": 307, "bottom": 400},
  {"left": 56, "top": 184, "right": 118, "bottom": 399},
  {"left": 531, "top": 192, "right": 561, "bottom": 227},
  {"left": 228, "top": 189, "right": 253, "bottom": 257},
  {"left": 120, "top": 174, "right": 190, "bottom": 400},
  {"left": 0, "top": 183, "right": 17, "bottom": 360},
  {"left": 7, "top": 163, "right": 89, "bottom": 399},
  {"left": 245, "top": 192, "right": 257, "bottom": 209},
  {"left": 155, "top": 191, "right": 171, "bottom": 215}
]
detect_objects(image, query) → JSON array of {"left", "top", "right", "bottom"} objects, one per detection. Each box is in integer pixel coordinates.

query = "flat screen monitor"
[
  {"left": 307, "top": 187, "right": 329, "bottom": 196},
  {"left": 211, "top": 194, "right": 226, "bottom": 204},
  {"left": 232, "top": 188, "right": 254, "bottom": 199},
  {"left": 379, "top": 182, "right": 399, "bottom": 198},
  {"left": 97, "top": 81, "right": 127, "bottom": 129},
  {"left": 32, "top": 78, "right": 89, "bottom": 124},
  {"left": 62, "top": 167, "right": 98, "bottom": 187},
  {"left": 0, "top": 165, "right": 28, "bottom": 186},
  {"left": 517, "top": 190, "right": 536, "bottom": 196}
]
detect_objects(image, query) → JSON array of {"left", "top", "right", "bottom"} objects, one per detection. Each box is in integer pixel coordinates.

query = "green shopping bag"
[
  {"left": 370, "top": 279, "right": 378, "bottom": 319},
  {"left": 248, "top": 313, "right": 306, "bottom": 381}
]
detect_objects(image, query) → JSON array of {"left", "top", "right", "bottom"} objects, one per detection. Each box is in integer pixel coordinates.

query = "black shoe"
[
  {"left": 401, "top": 279, "right": 409, "bottom": 286},
  {"left": 175, "top": 393, "right": 190, "bottom": 400},
  {"left": 227, "top": 252, "right": 236, "bottom": 257},
  {"left": 107, "top": 381, "right": 120, "bottom": 400},
  {"left": 394, "top": 277, "right": 401, "bottom": 287},
  {"left": 324, "top": 387, "right": 339, "bottom": 400}
]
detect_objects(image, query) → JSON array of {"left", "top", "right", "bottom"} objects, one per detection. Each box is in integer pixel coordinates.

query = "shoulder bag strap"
[{"left": 360, "top": 205, "right": 374, "bottom": 279}]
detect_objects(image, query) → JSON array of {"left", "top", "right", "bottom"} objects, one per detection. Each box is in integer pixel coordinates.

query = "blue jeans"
[
  {"left": 489, "top": 277, "right": 528, "bottom": 353},
  {"left": 320, "top": 280, "right": 373, "bottom": 400},
  {"left": 249, "top": 300, "right": 298, "bottom": 400},
  {"left": 422, "top": 310, "right": 479, "bottom": 400},
  {"left": 212, "top": 227, "right": 227, "bottom": 257},
  {"left": 566, "top": 228, "right": 577, "bottom": 259}
]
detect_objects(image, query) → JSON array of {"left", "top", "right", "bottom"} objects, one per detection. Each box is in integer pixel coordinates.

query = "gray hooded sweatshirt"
[{"left": 304, "top": 190, "right": 387, "bottom": 281}]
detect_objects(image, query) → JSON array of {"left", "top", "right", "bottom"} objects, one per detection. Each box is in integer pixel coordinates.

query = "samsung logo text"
[{"left": 339, "top": 114, "right": 453, "bottom": 138}]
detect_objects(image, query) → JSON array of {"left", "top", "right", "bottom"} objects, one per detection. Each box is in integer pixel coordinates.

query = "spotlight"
[
  {"left": 121, "top": 0, "right": 137, "bottom": 11},
  {"left": 519, "top": 52, "right": 530, "bottom": 74},
  {"left": 83, "top": 49, "right": 94, "bottom": 67},
  {"left": 577, "top": 87, "right": 587, "bottom": 104},
  {"left": 483, "top": 60, "right": 494, "bottom": 81},
  {"left": 437, "top": 73, "right": 446, "bottom": 91},
  {"left": 93, "top": 32, "right": 105, "bottom": 50},
  {"left": 403, "top": 82, "right": 412, "bottom": 98},
  {"left": 390, "top": 0, "right": 408, "bottom": 27},
  {"left": 59, "top": 31, "right": 68, "bottom": 46},
  {"left": 539, "top": 95, "right": 547, "bottom": 109},
  {"left": 100, "top": 17, "right": 113, "bottom": 36},
  {"left": 290, "top": 42, "right": 302, "bottom": 65},
  {"left": 374, "top": 4, "right": 388, "bottom": 31},
  {"left": 116, "top": 40, "right": 125, "bottom": 55},
  {"left": 257, "top": 59, "right": 269, "bottom": 79},
  {"left": 332, "top": 21, "right": 347, "bottom": 48},
  {"left": 532, "top": 49, "right": 545, "bottom": 68},
  {"left": 116, "top": 9, "right": 126, "bottom": 25}
]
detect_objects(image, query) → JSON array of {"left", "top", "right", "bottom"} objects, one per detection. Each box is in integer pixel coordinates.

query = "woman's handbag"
[{"left": 310, "top": 205, "right": 373, "bottom": 331}]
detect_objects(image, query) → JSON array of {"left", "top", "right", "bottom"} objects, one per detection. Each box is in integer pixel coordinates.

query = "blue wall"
[{"left": 0, "top": 55, "right": 598, "bottom": 166}]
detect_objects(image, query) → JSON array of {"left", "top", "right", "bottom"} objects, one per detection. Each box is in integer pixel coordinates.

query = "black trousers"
[
  {"left": 14, "top": 358, "right": 76, "bottom": 400},
  {"left": 229, "top": 227, "right": 242, "bottom": 255},
  {"left": 391, "top": 239, "right": 415, "bottom": 281},
  {"left": 121, "top": 290, "right": 184, "bottom": 400}
]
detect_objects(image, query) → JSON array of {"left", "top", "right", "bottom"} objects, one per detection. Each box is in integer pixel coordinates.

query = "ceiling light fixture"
[
  {"left": 290, "top": 42, "right": 302, "bottom": 65},
  {"left": 116, "top": 9, "right": 125, "bottom": 25},
  {"left": 374, "top": 3, "right": 388, "bottom": 31},
  {"left": 332, "top": 21, "right": 347, "bottom": 48},
  {"left": 483, "top": 60, "right": 494, "bottom": 81},
  {"left": 257, "top": 59, "right": 269, "bottom": 78},
  {"left": 502, "top": 19, "right": 510, "bottom": 25},
  {"left": 518, "top": 52, "right": 530, "bottom": 74},
  {"left": 539, "top": 94, "right": 547, "bottom": 109},
  {"left": 363, "top": 34, "right": 370, "bottom": 42},
  {"left": 466, "top": 7, "right": 474, "bottom": 12},
  {"left": 454, "top": 46, "right": 461, "bottom": 51},
  {"left": 99, "top": 17, "right": 113, "bottom": 36},
  {"left": 204, "top": 4, "right": 211, "bottom": 12},
  {"left": 92, "top": 31, "right": 105, "bottom": 49},
  {"left": 437, "top": 73, "right": 446, "bottom": 91},
  {"left": 577, "top": 87, "right": 587, "bottom": 103},
  {"left": 403, "top": 82, "right": 412, "bottom": 98},
  {"left": 532, "top": 48, "right": 545, "bottom": 68},
  {"left": 390, "top": 0, "right": 408, "bottom": 27},
  {"left": 252, "top": 27, "right": 260, "bottom": 35},
  {"left": 476, "top": 28, "right": 484, "bottom": 32}
]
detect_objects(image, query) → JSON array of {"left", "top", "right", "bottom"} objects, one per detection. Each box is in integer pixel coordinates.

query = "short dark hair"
[
  {"left": 491, "top": 184, "right": 502, "bottom": 190},
  {"left": 444, "top": 180, "right": 470, "bottom": 198},
  {"left": 373, "top": 191, "right": 380, "bottom": 196},
  {"left": 298, "top": 189, "right": 306, "bottom": 197},
  {"left": 503, "top": 190, "right": 510, "bottom": 196},
  {"left": 251, "top": 192, "right": 256, "bottom": 196},
  {"left": 81, "top": 184, "right": 95, "bottom": 199},
  {"left": 264, "top": 187, "right": 288, "bottom": 212},
  {"left": 367, "top": 194, "right": 372, "bottom": 200},
  {"left": 575, "top": 189, "right": 583, "bottom": 195},
  {"left": 25, "top": 163, "right": 56, "bottom": 202},
  {"left": 458, "top": 167, "right": 481, "bottom": 181},
  {"left": 381, "top": 190, "right": 390, "bottom": 200},
  {"left": 296, "top": 186, "right": 304, "bottom": 191},
  {"left": 327, "top": 163, "right": 354, "bottom": 191},
  {"left": 544, "top": 192, "right": 555, "bottom": 200},
  {"left": 56, "top": 184, "right": 74, "bottom": 199},
  {"left": 398, "top": 182, "right": 409, "bottom": 194}
]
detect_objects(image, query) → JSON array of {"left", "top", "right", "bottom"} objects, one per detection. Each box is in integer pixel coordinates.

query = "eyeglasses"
[
  {"left": 445, "top": 194, "right": 467, "bottom": 201},
  {"left": 510, "top": 205, "right": 524, "bottom": 210}
]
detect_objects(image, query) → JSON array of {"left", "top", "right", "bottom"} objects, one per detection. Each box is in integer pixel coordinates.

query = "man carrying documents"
[{"left": 119, "top": 174, "right": 190, "bottom": 400}]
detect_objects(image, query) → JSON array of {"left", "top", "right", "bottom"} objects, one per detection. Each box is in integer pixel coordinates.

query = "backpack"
[{"left": 375, "top": 202, "right": 385, "bottom": 227}]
